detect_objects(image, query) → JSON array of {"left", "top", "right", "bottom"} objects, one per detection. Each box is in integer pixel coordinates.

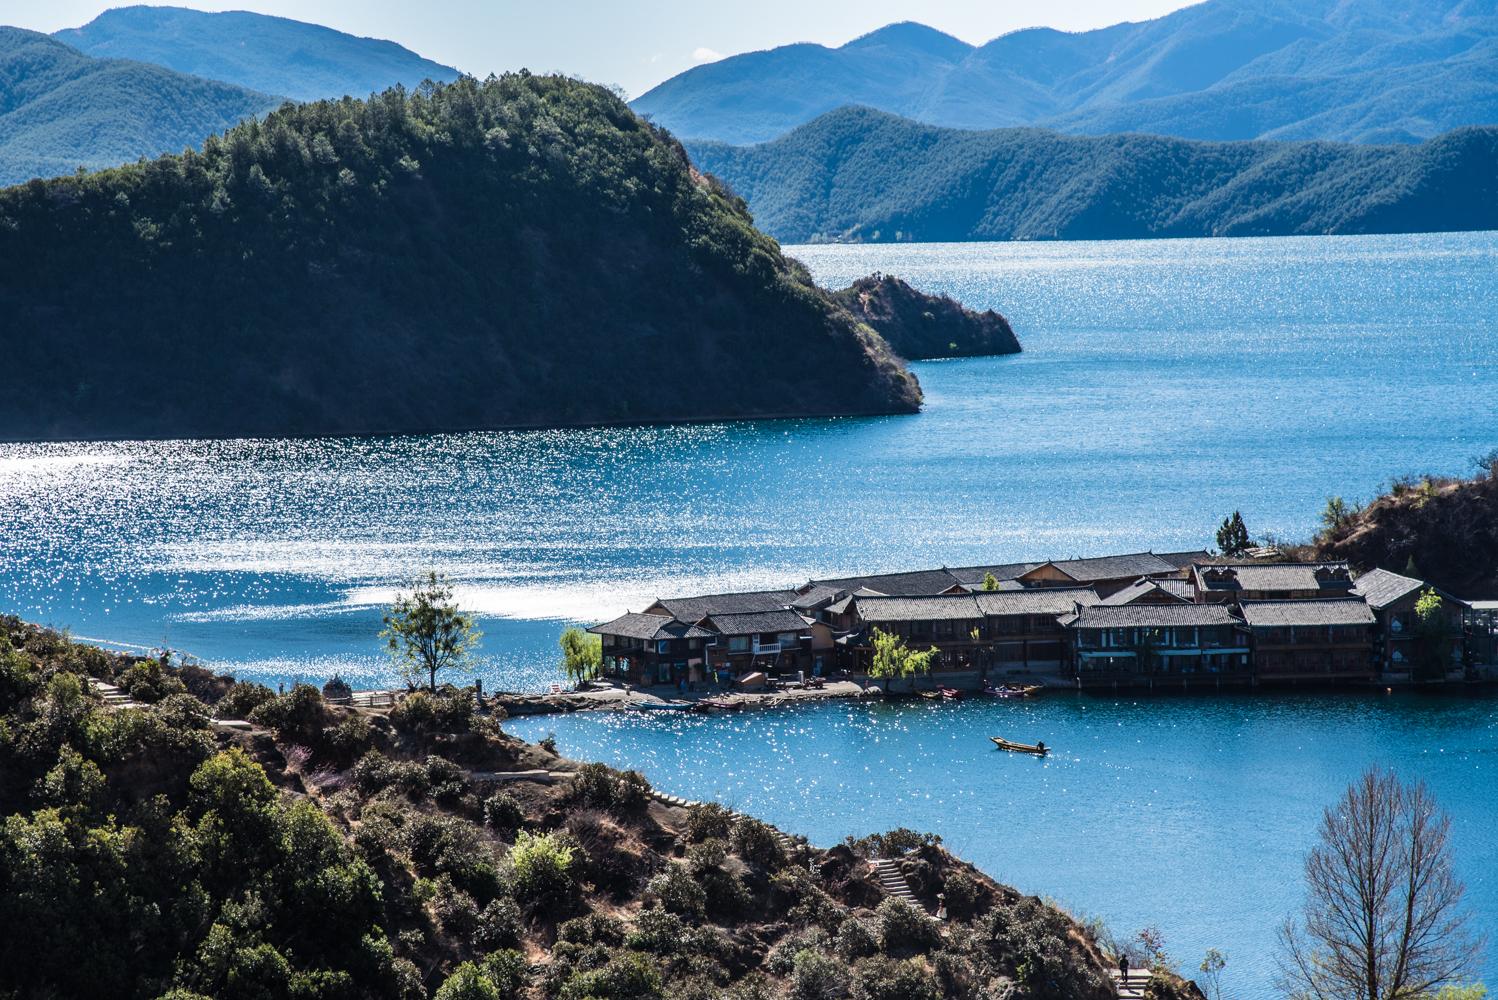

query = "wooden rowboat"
[
  {"left": 991, "top": 737, "right": 1049, "bottom": 755},
  {"left": 935, "top": 685, "right": 963, "bottom": 701}
]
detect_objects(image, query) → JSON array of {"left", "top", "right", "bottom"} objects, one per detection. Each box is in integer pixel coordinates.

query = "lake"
[
  {"left": 506, "top": 690, "right": 1498, "bottom": 1000},
  {"left": 3, "top": 230, "right": 1496, "bottom": 998},
  {"left": 2, "top": 232, "right": 1494, "bottom": 690}
]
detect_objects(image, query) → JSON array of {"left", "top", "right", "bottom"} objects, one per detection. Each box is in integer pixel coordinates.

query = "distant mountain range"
[
  {"left": 686, "top": 106, "right": 1498, "bottom": 242},
  {"left": 633, "top": 0, "right": 1498, "bottom": 145},
  {"left": 0, "top": 27, "right": 280, "bottom": 187},
  {"left": 53, "top": 6, "right": 459, "bottom": 104}
]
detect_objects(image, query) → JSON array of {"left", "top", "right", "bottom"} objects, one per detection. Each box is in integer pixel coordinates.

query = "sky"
[{"left": 5, "top": 0, "right": 1201, "bottom": 98}]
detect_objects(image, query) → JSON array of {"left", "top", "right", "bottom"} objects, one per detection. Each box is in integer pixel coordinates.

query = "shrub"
[
  {"left": 391, "top": 690, "right": 437, "bottom": 730},
  {"left": 247, "top": 683, "right": 325, "bottom": 735},
  {"left": 559, "top": 913, "right": 628, "bottom": 947},
  {"left": 391, "top": 687, "right": 474, "bottom": 732},
  {"left": 154, "top": 693, "right": 211, "bottom": 731},
  {"left": 790, "top": 949, "right": 849, "bottom": 1000},
  {"left": 213, "top": 681, "right": 275, "bottom": 720},
  {"left": 509, "top": 830, "right": 578, "bottom": 916},
  {"left": 766, "top": 931, "right": 828, "bottom": 976},
  {"left": 844, "top": 828, "right": 942, "bottom": 859},
  {"left": 851, "top": 956, "right": 940, "bottom": 1000},
  {"left": 729, "top": 817, "right": 786, "bottom": 868},
  {"left": 482, "top": 949, "right": 532, "bottom": 1000},
  {"left": 539, "top": 733, "right": 558, "bottom": 755},
  {"left": 943, "top": 872, "right": 980, "bottom": 920},
  {"left": 626, "top": 908, "right": 685, "bottom": 955},
  {"left": 645, "top": 862, "right": 706, "bottom": 919},
  {"left": 475, "top": 897, "right": 524, "bottom": 951},
  {"left": 322, "top": 714, "right": 372, "bottom": 755},
  {"left": 484, "top": 792, "right": 525, "bottom": 830},
  {"left": 835, "top": 918, "right": 880, "bottom": 959},
  {"left": 972, "top": 897, "right": 1109, "bottom": 1000},
  {"left": 571, "top": 762, "right": 652, "bottom": 811},
  {"left": 876, "top": 898, "right": 942, "bottom": 953},
  {"left": 436, "top": 962, "right": 501, "bottom": 1000},
  {"left": 435, "top": 874, "right": 482, "bottom": 940},
  {"left": 348, "top": 750, "right": 432, "bottom": 797},
  {"left": 558, "top": 952, "right": 663, "bottom": 1000},
  {"left": 685, "top": 802, "right": 733, "bottom": 842}
]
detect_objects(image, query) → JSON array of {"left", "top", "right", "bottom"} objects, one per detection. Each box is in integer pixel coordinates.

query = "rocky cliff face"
[{"left": 829, "top": 273, "right": 1021, "bottom": 360}]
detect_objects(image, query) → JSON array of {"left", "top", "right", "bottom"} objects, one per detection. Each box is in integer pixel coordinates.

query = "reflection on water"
[
  {"left": 506, "top": 691, "right": 1498, "bottom": 1000},
  {"left": 1, "top": 232, "right": 1495, "bottom": 688}
]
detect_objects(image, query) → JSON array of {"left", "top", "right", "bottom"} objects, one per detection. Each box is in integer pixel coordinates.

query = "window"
[
  {"left": 657, "top": 640, "right": 672, "bottom": 654},
  {"left": 688, "top": 638, "right": 702, "bottom": 650},
  {"left": 728, "top": 636, "right": 750, "bottom": 652},
  {"left": 777, "top": 631, "right": 798, "bottom": 646}
]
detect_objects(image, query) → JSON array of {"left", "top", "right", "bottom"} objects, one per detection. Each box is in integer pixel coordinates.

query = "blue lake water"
[
  {"left": 1, "top": 231, "right": 1496, "bottom": 997},
  {"left": 1, "top": 232, "right": 1494, "bottom": 689},
  {"left": 505, "top": 692, "right": 1497, "bottom": 1000}
]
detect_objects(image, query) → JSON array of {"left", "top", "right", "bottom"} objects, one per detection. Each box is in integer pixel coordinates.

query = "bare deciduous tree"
[{"left": 1277, "top": 767, "right": 1483, "bottom": 1000}]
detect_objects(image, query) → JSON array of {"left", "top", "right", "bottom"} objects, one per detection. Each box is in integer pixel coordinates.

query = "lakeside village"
[{"left": 583, "top": 551, "right": 1498, "bottom": 697}]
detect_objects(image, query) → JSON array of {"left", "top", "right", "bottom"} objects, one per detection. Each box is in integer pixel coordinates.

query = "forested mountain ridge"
[
  {"left": 686, "top": 107, "right": 1498, "bottom": 243},
  {"left": 631, "top": 0, "right": 1498, "bottom": 145},
  {"left": 54, "top": 6, "right": 459, "bottom": 103},
  {"left": 0, "top": 27, "right": 281, "bottom": 187},
  {"left": 0, "top": 75, "right": 925, "bottom": 443}
]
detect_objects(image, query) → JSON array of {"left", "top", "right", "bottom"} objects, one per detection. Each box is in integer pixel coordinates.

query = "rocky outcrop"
[{"left": 829, "top": 272, "right": 1022, "bottom": 360}]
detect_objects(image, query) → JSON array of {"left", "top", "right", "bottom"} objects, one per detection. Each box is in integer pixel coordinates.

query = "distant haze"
[{"left": 1, "top": 0, "right": 1199, "bottom": 98}]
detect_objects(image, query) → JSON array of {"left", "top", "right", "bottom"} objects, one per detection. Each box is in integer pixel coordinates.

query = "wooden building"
[
  {"left": 589, "top": 613, "right": 716, "bottom": 686},
  {"left": 699, "top": 609, "right": 832, "bottom": 680},
  {"left": 1059, "top": 604, "right": 1251, "bottom": 683},
  {"left": 1351, "top": 568, "right": 1471, "bottom": 680},
  {"left": 1191, "top": 562, "right": 1355, "bottom": 606},
  {"left": 1240, "top": 600, "right": 1376, "bottom": 682},
  {"left": 1012, "top": 551, "right": 1207, "bottom": 598}
]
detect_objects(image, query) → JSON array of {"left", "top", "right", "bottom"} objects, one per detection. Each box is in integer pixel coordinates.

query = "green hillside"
[
  {"left": 55, "top": 5, "right": 459, "bottom": 104},
  {"left": 0, "top": 75, "right": 921, "bottom": 442},
  {"left": 686, "top": 106, "right": 1498, "bottom": 243},
  {"left": 0, "top": 27, "right": 281, "bottom": 187}
]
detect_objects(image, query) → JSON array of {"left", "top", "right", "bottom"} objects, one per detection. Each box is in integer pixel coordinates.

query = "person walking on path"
[{"left": 1119, "top": 954, "right": 1129, "bottom": 983}]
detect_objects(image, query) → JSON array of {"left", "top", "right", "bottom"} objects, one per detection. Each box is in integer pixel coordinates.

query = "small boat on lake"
[
  {"left": 630, "top": 701, "right": 690, "bottom": 711},
  {"left": 935, "top": 685, "right": 963, "bottom": 701},
  {"left": 991, "top": 736, "right": 1049, "bottom": 755}
]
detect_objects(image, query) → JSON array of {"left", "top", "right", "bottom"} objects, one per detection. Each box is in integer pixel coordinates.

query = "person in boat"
[{"left": 1035, "top": 740, "right": 1045, "bottom": 753}]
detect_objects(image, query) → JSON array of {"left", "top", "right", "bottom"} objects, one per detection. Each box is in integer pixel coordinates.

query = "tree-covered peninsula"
[{"left": 0, "top": 75, "right": 925, "bottom": 442}]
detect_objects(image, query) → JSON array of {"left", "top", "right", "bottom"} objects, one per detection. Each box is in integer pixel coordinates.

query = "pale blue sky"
[{"left": 4, "top": 0, "right": 1199, "bottom": 98}]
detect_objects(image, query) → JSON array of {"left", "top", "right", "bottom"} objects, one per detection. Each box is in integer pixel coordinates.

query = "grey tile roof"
[
  {"left": 827, "top": 595, "right": 857, "bottom": 614},
  {"left": 790, "top": 584, "right": 847, "bottom": 609},
  {"left": 1351, "top": 568, "right": 1425, "bottom": 610},
  {"left": 1193, "top": 562, "right": 1354, "bottom": 593},
  {"left": 1065, "top": 604, "right": 1245, "bottom": 628},
  {"left": 652, "top": 590, "right": 798, "bottom": 621},
  {"left": 1240, "top": 600, "right": 1376, "bottom": 627},
  {"left": 853, "top": 595, "right": 982, "bottom": 622},
  {"left": 947, "top": 562, "right": 1045, "bottom": 586},
  {"left": 812, "top": 568, "right": 964, "bottom": 596},
  {"left": 975, "top": 587, "right": 1102, "bottom": 615},
  {"left": 1100, "top": 578, "right": 1193, "bottom": 606},
  {"left": 1155, "top": 550, "right": 1215, "bottom": 570},
  {"left": 1022, "top": 551, "right": 1180, "bottom": 582},
  {"left": 698, "top": 610, "right": 811, "bottom": 635},
  {"left": 589, "top": 613, "right": 715, "bottom": 641}
]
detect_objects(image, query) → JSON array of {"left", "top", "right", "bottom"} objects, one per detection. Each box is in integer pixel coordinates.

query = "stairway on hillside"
[
  {"left": 870, "top": 857, "right": 920, "bottom": 906},
  {"left": 1109, "top": 968, "right": 1150, "bottom": 1000},
  {"left": 90, "top": 678, "right": 135, "bottom": 708}
]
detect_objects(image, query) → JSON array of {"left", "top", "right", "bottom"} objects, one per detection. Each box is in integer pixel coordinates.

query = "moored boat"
[{"left": 935, "top": 684, "right": 963, "bottom": 701}]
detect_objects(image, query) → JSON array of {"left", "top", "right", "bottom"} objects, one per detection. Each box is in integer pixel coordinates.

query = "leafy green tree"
[
  {"left": 1216, "top": 511, "right": 1251, "bottom": 557},
  {"left": 982, "top": 572, "right": 1000, "bottom": 591},
  {"left": 868, "top": 630, "right": 939, "bottom": 689},
  {"left": 560, "top": 628, "right": 602, "bottom": 686},
  {"left": 1415, "top": 589, "right": 1451, "bottom": 679},
  {"left": 381, "top": 572, "right": 483, "bottom": 691},
  {"left": 1198, "top": 949, "right": 1226, "bottom": 1000}
]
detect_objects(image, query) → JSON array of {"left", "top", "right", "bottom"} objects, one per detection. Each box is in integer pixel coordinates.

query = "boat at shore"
[
  {"left": 935, "top": 684, "right": 963, "bottom": 701},
  {"left": 983, "top": 683, "right": 1043, "bottom": 698},
  {"left": 991, "top": 736, "right": 1049, "bottom": 755}
]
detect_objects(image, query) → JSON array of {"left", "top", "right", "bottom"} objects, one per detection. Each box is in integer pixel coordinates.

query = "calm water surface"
[
  {"left": 507, "top": 692, "right": 1497, "bottom": 1000},
  {"left": 0, "top": 233, "right": 1494, "bottom": 997},
  {"left": 1, "top": 232, "right": 1493, "bottom": 688}
]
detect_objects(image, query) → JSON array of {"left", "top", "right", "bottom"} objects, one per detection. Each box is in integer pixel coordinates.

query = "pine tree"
[{"left": 1216, "top": 511, "right": 1250, "bottom": 557}]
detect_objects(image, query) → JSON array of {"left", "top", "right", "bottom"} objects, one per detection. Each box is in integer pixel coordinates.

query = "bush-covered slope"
[
  {"left": 631, "top": 0, "right": 1498, "bottom": 145},
  {"left": 0, "top": 75, "right": 922, "bottom": 442},
  {"left": 1313, "top": 468, "right": 1498, "bottom": 597},
  {"left": 687, "top": 107, "right": 1498, "bottom": 243},
  {"left": 828, "top": 274, "right": 1020, "bottom": 359},
  {"left": 54, "top": 6, "right": 459, "bottom": 104},
  {"left": 0, "top": 27, "right": 281, "bottom": 187},
  {"left": 0, "top": 614, "right": 1131, "bottom": 1000}
]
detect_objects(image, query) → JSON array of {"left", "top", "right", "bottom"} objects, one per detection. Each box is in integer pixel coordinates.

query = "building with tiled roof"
[
  {"left": 1059, "top": 603, "right": 1251, "bottom": 677},
  {"left": 1240, "top": 600, "right": 1375, "bottom": 680},
  {"left": 589, "top": 613, "right": 717, "bottom": 685},
  {"left": 1349, "top": 568, "right": 1466, "bottom": 677},
  {"left": 1191, "top": 562, "right": 1355, "bottom": 605}
]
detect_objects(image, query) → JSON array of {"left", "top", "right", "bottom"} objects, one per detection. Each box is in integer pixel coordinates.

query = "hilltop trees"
[
  {"left": 381, "top": 572, "right": 483, "bottom": 691},
  {"left": 1216, "top": 511, "right": 1251, "bottom": 557},
  {"left": 1276, "top": 767, "right": 1481, "bottom": 1000}
]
